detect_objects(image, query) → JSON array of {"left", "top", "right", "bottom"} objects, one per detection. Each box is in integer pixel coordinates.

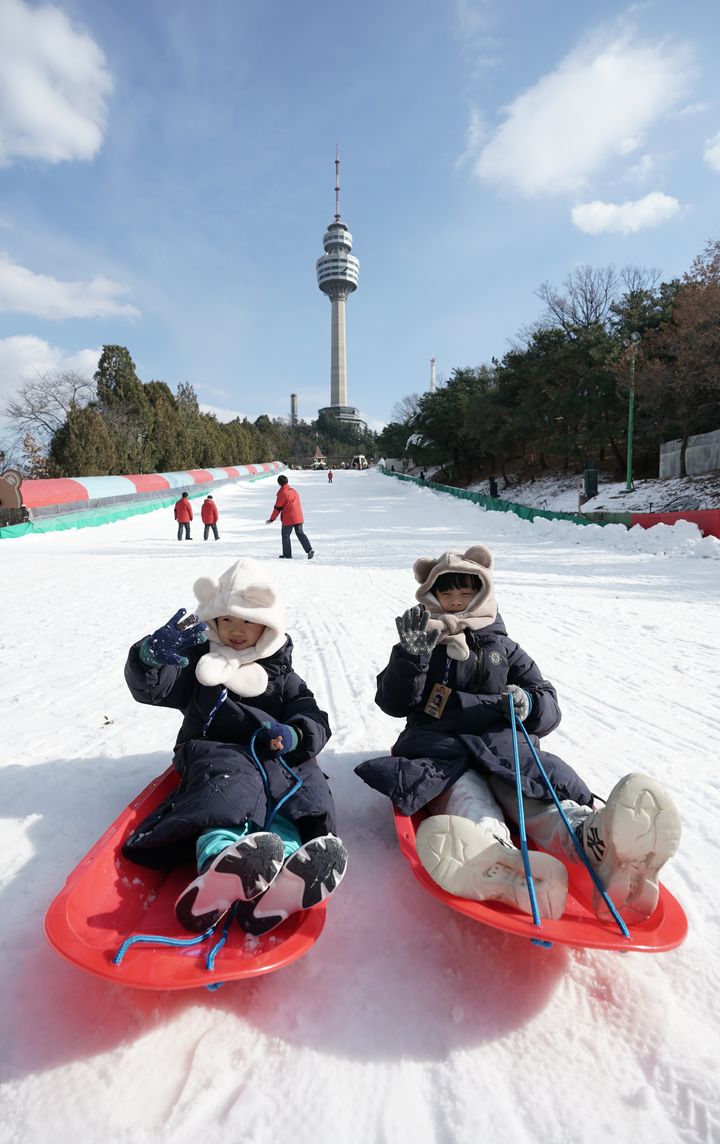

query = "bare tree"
[
  {"left": 390, "top": 393, "right": 422, "bottom": 424},
  {"left": 536, "top": 265, "right": 619, "bottom": 332},
  {"left": 537, "top": 264, "right": 662, "bottom": 337},
  {"left": 687, "top": 237, "right": 720, "bottom": 286},
  {"left": 3, "top": 370, "right": 95, "bottom": 447},
  {"left": 619, "top": 264, "right": 661, "bottom": 296},
  {"left": 0, "top": 438, "right": 23, "bottom": 472},
  {"left": 21, "top": 433, "right": 52, "bottom": 478},
  {"left": 638, "top": 261, "right": 720, "bottom": 475}
]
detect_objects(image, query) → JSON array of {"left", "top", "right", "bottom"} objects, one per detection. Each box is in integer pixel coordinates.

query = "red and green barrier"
[
  {"left": 383, "top": 471, "right": 720, "bottom": 539},
  {"left": 629, "top": 508, "right": 720, "bottom": 538},
  {"left": 0, "top": 462, "right": 285, "bottom": 540}
]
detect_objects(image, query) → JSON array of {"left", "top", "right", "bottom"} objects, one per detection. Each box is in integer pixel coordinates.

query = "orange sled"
[
  {"left": 45, "top": 768, "right": 326, "bottom": 990},
  {"left": 394, "top": 808, "right": 688, "bottom": 953}
]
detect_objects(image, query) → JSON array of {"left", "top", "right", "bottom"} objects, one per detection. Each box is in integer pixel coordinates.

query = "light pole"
[{"left": 625, "top": 332, "right": 640, "bottom": 492}]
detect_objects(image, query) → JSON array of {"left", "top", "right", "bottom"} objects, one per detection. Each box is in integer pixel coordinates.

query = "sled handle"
[
  {"left": 508, "top": 694, "right": 553, "bottom": 947},
  {"left": 512, "top": 714, "right": 630, "bottom": 940}
]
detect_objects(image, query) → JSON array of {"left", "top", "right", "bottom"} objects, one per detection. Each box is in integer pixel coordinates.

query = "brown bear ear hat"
[{"left": 413, "top": 544, "right": 496, "bottom": 619}]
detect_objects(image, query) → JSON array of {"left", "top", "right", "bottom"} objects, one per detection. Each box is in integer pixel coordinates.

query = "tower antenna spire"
[{"left": 316, "top": 148, "right": 360, "bottom": 424}]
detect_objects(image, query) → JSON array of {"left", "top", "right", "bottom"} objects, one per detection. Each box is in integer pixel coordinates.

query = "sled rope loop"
[
  {"left": 508, "top": 700, "right": 551, "bottom": 947},
  {"left": 112, "top": 727, "right": 304, "bottom": 985},
  {"left": 202, "top": 692, "right": 304, "bottom": 829},
  {"left": 248, "top": 728, "right": 303, "bottom": 830},
  {"left": 507, "top": 693, "right": 631, "bottom": 946}
]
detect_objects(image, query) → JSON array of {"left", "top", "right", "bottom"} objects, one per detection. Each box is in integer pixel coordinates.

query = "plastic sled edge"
[
  {"left": 45, "top": 766, "right": 327, "bottom": 991},
  {"left": 393, "top": 807, "right": 688, "bottom": 954}
]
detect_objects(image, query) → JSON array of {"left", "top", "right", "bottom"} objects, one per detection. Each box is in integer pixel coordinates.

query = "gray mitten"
[
  {"left": 395, "top": 605, "right": 441, "bottom": 657},
  {"left": 502, "top": 684, "right": 533, "bottom": 722}
]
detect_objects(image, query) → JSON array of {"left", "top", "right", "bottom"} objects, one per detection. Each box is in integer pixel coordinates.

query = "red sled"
[
  {"left": 394, "top": 808, "right": 688, "bottom": 953},
  {"left": 45, "top": 767, "right": 327, "bottom": 991}
]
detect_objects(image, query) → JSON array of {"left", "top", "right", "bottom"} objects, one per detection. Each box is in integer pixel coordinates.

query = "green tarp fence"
[{"left": 381, "top": 470, "right": 633, "bottom": 529}]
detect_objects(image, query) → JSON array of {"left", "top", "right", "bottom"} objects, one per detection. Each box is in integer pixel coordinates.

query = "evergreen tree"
[
  {"left": 219, "top": 418, "right": 255, "bottom": 465},
  {"left": 49, "top": 406, "right": 116, "bottom": 476},
  {"left": 144, "top": 381, "right": 194, "bottom": 472},
  {"left": 94, "top": 346, "right": 152, "bottom": 473}
]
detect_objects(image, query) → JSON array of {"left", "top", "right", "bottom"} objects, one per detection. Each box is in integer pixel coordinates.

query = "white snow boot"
[
  {"left": 576, "top": 773, "right": 682, "bottom": 922},
  {"left": 415, "top": 814, "right": 568, "bottom": 920},
  {"left": 175, "top": 832, "right": 285, "bottom": 933},
  {"left": 235, "top": 835, "right": 348, "bottom": 936}
]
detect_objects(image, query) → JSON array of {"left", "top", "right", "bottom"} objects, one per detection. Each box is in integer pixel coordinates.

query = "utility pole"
[{"left": 625, "top": 333, "right": 640, "bottom": 492}]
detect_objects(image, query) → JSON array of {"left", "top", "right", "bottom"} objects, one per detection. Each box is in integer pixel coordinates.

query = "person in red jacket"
[
  {"left": 201, "top": 494, "right": 220, "bottom": 541},
  {"left": 266, "top": 474, "right": 314, "bottom": 559},
  {"left": 174, "top": 491, "right": 193, "bottom": 541},
  {"left": 327, "top": 470, "right": 334, "bottom": 483}
]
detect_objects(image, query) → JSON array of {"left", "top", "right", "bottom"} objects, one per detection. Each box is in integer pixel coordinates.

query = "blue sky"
[{"left": 1, "top": 0, "right": 719, "bottom": 440}]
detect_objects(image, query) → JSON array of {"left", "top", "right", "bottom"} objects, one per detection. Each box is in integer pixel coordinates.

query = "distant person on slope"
[
  {"left": 356, "top": 545, "right": 681, "bottom": 923},
  {"left": 123, "top": 558, "right": 347, "bottom": 935},
  {"left": 174, "top": 491, "right": 193, "bottom": 541},
  {"left": 201, "top": 494, "right": 220, "bottom": 541},
  {"left": 266, "top": 474, "right": 315, "bottom": 559},
  {"left": 327, "top": 470, "right": 334, "bottom": 483}
]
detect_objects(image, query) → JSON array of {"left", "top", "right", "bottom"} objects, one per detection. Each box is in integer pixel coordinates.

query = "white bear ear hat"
[
  {"left": 192, "top": 559, "right": 287, "bottom": 697},
  {"left": 412, "top": 544, "right": 497, "bottom": 661}
]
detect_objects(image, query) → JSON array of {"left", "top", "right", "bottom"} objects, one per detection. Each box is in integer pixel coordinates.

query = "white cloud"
[
  {"left": 454, "top": 0, "right": 502, "bottom": 78},
  {"left": 0, "top": 0, "right": 112, "bottom": 166},
  {"left": 470, "top": 31, "right": 693, "bottom": 195},
  {"left": 703, "top": 132, "right": 720, "bottom": 172},
  {"left": 0, "top": 252, "right": 139, "bottom": 319},
  {"left": 675, "top": 101, "right": 710, "bottom": 118},
  {"left": 0, "top": 334, "right": 99, "bottom": 402},
  {"left": 200, "top": 402, "right": 251, "bottom": 423},
  {"left": 456, "top": 106, "right": 485, "bottom": 172},
  {"left": 571, "top": 192, "right": 681, "bottom": 235},
  {"left": 624, "top": 154, "right": 659, "bottom": 186},
  {"left": 359, "top": 413, "right": 386, "bottom": 433},
  {"left": 456, "top": 0, "right": 495, "bottom": 41}
]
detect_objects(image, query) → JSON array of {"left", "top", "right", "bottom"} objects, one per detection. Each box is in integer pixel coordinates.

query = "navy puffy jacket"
[
  {"left": 123, "top": 635, "right": 335, "bottom": 868},
  {"left": 356, "top": 613, "right": 592, "bottom": 814}
]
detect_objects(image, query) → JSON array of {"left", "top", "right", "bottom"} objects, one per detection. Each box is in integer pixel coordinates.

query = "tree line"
[
  {"left": 4, "top": 239, "right": 719, "bottom": 485},
  {"left": 377, "top": 239, "right": 720, "bottom": 485},
  {"left": 3, "top": 346, "right": 377, "bottom": 478}
]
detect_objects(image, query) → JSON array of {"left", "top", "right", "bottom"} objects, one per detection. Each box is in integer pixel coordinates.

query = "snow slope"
[
  {"left": 2, "top": 470, "right": 719, "bottom": 1144},
  {"left": 466, "top": 471, "right": 720, "bottom": 515}
]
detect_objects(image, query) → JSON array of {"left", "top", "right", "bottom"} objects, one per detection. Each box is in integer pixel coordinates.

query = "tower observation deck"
[{"left": 316, "top": 151, "right": 363, "bottom": 426}]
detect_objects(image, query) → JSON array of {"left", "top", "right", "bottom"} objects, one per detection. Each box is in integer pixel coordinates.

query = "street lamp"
[{"left": 625, "top": 332, "right": 640, "bottom": 492}]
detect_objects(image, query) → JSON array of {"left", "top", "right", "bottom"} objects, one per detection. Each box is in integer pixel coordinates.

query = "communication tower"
[{"left": 316, "top": 149, "right": 364, "bottom": 429}]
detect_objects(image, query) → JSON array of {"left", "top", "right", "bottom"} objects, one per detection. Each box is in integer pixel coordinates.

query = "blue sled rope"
[
  {"left": 113, "top": 727, "right": 304, "bottom": 983},
  {"left": 508, "top": 694, "right": 552, "bottom": 948},
  {"left": 113, "top": 916, "right": 232, "bottom": 989},
  {"left": 512, "top": 711, "right": 630, "bottom": 940}
]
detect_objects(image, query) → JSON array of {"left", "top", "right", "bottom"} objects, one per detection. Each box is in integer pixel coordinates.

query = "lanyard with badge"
[{"left": 424, "top": 656, "right": 453, "bottom": 718}]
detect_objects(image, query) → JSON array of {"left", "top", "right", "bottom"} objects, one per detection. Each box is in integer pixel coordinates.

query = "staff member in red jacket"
[
  {"left": 174, "top": 491, "right": 193, "bottom": 541},
  {"left": 201, "top": 494, "right": 220, "bottom": 541},
  {"left": 266, "top": 474, "right": 315, "bottom": 559}
]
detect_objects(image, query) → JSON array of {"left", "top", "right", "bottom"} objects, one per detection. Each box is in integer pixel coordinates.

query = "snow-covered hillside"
[
  {"left": 2, "top": 470, "right": 718, "bottom": 1144},
  {"left": 465, "top": 469, "right": 720, "bottom": 515}
]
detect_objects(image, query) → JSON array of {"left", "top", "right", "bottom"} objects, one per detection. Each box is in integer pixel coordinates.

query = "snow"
[
  {"left": 2, "top": 469, "right": 719, "bottom": 1144},
  {"left": 465, "top": 470, "right": 720, "bottom": 515}
]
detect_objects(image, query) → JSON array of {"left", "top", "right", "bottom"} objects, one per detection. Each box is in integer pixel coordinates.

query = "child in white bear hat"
[
  {"left": 356, "top": 545, "right": 681, "bottom": 924},
  {"left": 124, "top": 558, "right": 347, "bottom": 936}
]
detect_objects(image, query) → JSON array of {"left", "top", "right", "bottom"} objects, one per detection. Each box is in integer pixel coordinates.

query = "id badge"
[{"left": 424, "top": 683, "right": 452, "bottom": 719}]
